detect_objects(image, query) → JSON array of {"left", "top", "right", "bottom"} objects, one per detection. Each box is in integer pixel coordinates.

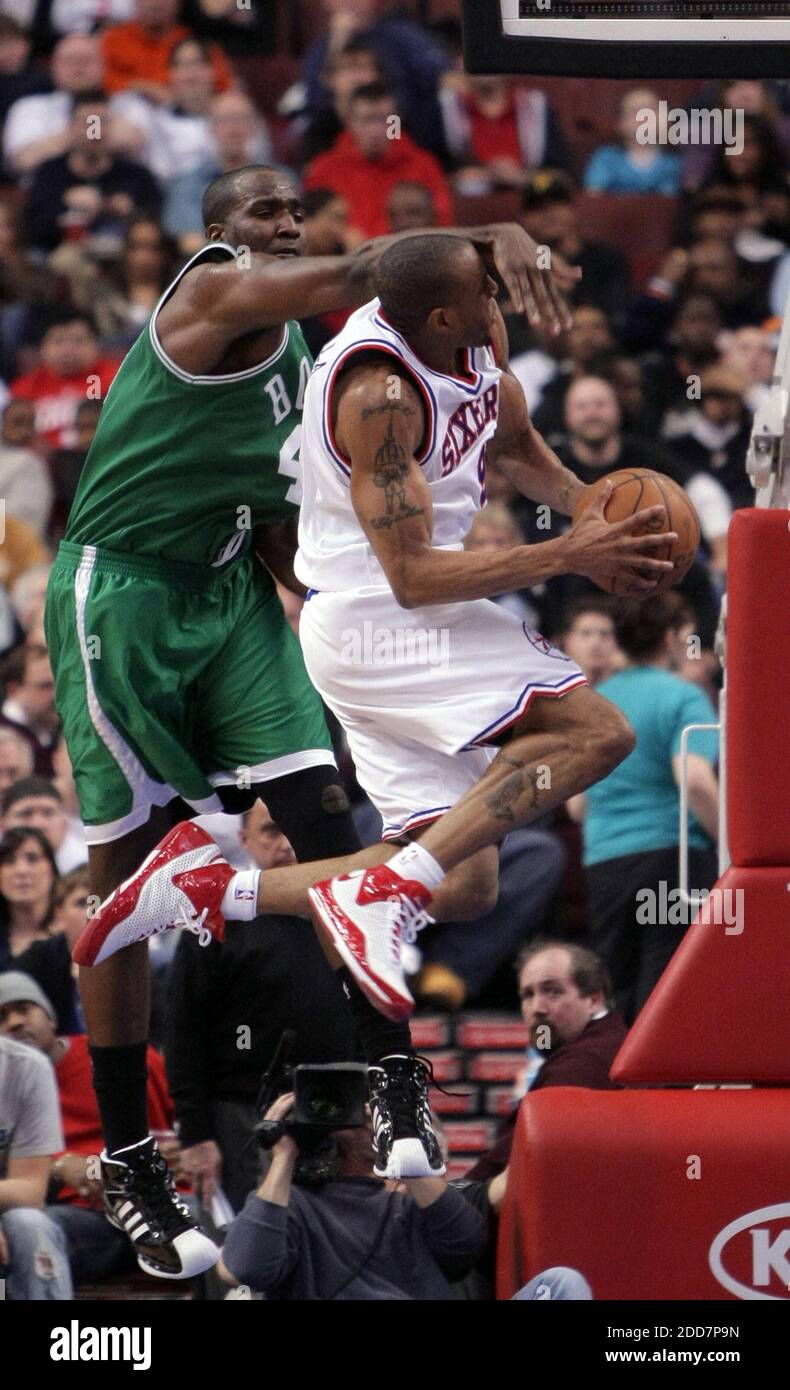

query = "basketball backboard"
[{"left": 460, "top": 2, "right": 790, "bottom": 78}]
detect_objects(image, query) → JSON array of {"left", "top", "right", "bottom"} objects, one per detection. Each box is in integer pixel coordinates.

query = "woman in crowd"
[{"left": 0, "top": 824, "right": 58, "bottom": 967}]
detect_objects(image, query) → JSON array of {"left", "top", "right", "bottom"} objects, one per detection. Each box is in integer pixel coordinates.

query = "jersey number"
[{"left": 278, "top": 423, "right": 302, "bottom": 505}]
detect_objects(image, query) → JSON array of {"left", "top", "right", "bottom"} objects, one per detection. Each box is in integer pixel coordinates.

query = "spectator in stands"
[
  {"left": 122, "top": 36, "right": 227, "bottom": 184},
  {"left": 705, "top": 113, "right": 790, "bottom": 205},
  {"left": 624, "top": 284, "right": 723, "bottom": 419},
  {"left": 0, "top": 648, "right": 58, "bottom": 778},
  {"left": 465, "top": 942, "right": 626, "bottom": 1183},
  {"left": 54, "top": 216, "right": 175, "bottom": 352},
  {"left": 584, "top": 88, "right": 682, "bottom": 195},
  {"left": 2, "top": 33, "right": 146, "bottom": 177},
  {"left": 559, "top": 596, "right": 621, "bottom": 688},
  {"left": 295, "top": 34, "right": 384, "bottom": 165},
  {"left": 167, "top": 802, "right": 356, "bottom": 1214},
  {"left": 11, "top": 564, "right": 51, "bottom": 638},
  {"left": 0, "top": 726, "right": 34, "bottom": 792},
  {"left": 387, "top": 181, "right": 437, "bottom": 234},
  {"left": 0, "top": 1025, "right": 71, "bottom": 1300},
  {"left": 440, "top": 72, "right": 568, "bottom": 195},
  {"left": 101, "top": 0, "right": 232, "bottom": 104},
  {"left": 219, "top": 1090, "right": 486, "bottom": 1300},
  {"left": 14, "top": 866, "right": 88, "bottom": 1035},
  {"left": 519, "top": 304, "right": 616, "bottom": 439},
  {"left": 0, "top": 518, "right": 49, "bottom": 609},
  {"left": 720, "top": 323, "right": 775, "bottom": 413},
  {"left": 0, "top": 826, "right": 57, "bottom": 967},
  {"left": 577, "top": 593, "right": 719, "bottom": 1023},
  {"left": 517, "top": 170, "right": 632, "bottom": 329},
  {"left": 2, "top": 776, "right": 87, "bottom": 874},
  {"left": 686, "top": 238, "right": 771, "bottom": 329},
  {"left": 11, "top": 311, "right": 119, "bottom": 449},
  {"left": 585, "top": 351, "right": 661, "bottom": 436},
  {"left": 683, "top": 80, "right": 790, "bottom": 193},
  {"left": 686, "top": 186, "right": 751, "bottom": 248},
  {"left": 0, "top": 15, "right": 49, "bottom": 130},
  {"left": 0, "top": 202, "right": 64, "bottom": 386},
  {"left": 163, "top": 89, "right": 275, "bottom": 253},
  {"left": 304, "top": 81, "right": 453, "bottom": 240},
  {"left": 0, "top": 397, "right": 35, "bottom": 451},
  {"left": 23, "top": 90, "right": 162, "bottom": 256},
  {"left": 0, "top": 970, "right": 179, "bottom": 1289},
  {"left": 0, "top": 401, "right": 53, "bottom": 536},
  {"left": 556, "top": 375, "right": 678, "bottom": 486},
  {"left": 49, "top": 397, "right": 101, "bottom": 521},
  {"left": 178, "top": 0, "right": 272, "bottom": 56},
  {"left": 664, "top": 363, "right": 753, "bottom": 513},
  {"left": 300, "top": 0, "right": 451, "bottom": 160}
]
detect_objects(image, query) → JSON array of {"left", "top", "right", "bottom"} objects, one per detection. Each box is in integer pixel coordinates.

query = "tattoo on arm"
[
  {"left": 370, "top": 417, "right": 425, "bottom": 531},
  {"left": 485, "top": 755, "right": 542, "bottom": 825}
]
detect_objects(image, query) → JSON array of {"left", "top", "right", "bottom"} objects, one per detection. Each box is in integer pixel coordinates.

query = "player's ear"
[
  {"left": 206, "top": 224, "right": 225, "bottom": 243},
  {"left": 428, "top": 305, "right": 452, "bottom": 334}
]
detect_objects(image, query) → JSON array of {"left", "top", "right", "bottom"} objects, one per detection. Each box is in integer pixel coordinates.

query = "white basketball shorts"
[{"left": 299, "top": 587, "right": 586, "bottom": 840}]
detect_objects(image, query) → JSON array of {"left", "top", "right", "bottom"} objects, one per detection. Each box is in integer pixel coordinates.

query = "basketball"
[{"left": 572, "top": 468, "right": 701, "bottom": 595}]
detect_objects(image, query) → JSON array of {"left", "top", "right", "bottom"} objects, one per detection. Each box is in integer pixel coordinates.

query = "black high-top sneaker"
[
  {"left": 368, "top": 1054, "right": 445, "bottom": 1179},
  {"left": 101, "top": 1137, "right": 220, "bottom": 1279}
]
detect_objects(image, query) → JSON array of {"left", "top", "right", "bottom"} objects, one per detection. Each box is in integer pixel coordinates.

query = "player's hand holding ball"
[{"left": 564, "top": 469, "right": 700, "bottom": 596}]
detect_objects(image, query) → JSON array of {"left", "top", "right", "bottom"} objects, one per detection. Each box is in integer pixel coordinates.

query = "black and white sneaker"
[
  {"left": 368, "top": 1054, "right": 445, "bottom": 1179},
  {"left": 101, "top": 1137, "right": 220, "bottom": 1280}
]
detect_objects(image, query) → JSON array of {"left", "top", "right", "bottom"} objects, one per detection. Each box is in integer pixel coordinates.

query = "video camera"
[{"left": 253, "top": 1033, "right": 368, "bottom": 1184}]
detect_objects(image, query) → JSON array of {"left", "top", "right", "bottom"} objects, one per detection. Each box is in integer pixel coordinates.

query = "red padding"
[
  {"left": 727, "top": 509, "right": 790, "bottom": 865},
  {"left": 612, "top": 866, "right": 790, "bottom": 1085},
  {"left": 497, "top": 1088, "right": 790, "bottom": 1301}
]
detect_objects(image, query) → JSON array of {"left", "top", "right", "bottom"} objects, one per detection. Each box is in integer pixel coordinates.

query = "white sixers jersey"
[{"left": 295, "top": 298, "right": 502, "bottom": 594}]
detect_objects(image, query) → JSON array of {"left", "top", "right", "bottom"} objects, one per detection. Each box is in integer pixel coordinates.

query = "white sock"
[
  {"left": 220, "top": 870, "right": 261, "bottom": 921},
  {"left": 387, "top": 842, "right": 444, "bottom": 891}
]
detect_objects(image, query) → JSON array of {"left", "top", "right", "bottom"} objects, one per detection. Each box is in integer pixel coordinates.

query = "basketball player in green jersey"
[{"left": 45, "top": 164, "right": 578, "bottom": 1278}]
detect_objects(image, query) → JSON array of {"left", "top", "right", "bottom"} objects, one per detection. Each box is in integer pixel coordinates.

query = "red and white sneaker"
[
  {"left": 308, "top": 865, "right": 434, "bottom": 1022},
  {"left": 73, "top": 822, "right": 234, "bottom": 967}
]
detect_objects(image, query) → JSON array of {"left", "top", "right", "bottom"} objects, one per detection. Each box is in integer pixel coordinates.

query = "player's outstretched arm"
[
  {"left": 338, "top": 365, "right": 679, "bottom": 603},
  {"left": 183, "top": 223, "right": 580, "bottom": 344}
]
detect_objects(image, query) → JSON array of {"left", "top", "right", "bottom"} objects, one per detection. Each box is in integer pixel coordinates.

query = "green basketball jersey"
[{"left": 65, "top": 242, "right": 312, "bottom": 570}]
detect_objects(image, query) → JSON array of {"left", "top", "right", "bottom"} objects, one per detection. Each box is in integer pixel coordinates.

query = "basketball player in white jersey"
[{"left": 68, "top": 235, "right": 674, "bottom": 1175}]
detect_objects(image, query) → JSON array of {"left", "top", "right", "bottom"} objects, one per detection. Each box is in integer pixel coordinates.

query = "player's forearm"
[
  {"left": 500, "top": 427, "right": 586, "bottom": 518},
  {"left": 393, "top": 537, "right": 568, "bottom": 608},
  {"left": 257, "top": 1151, "right": 296, "bottom": 1208}
]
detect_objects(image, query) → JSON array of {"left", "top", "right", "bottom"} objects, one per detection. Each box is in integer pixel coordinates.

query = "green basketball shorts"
[{"left": 45, "top": 542, "right": 334, "bottom": 844}]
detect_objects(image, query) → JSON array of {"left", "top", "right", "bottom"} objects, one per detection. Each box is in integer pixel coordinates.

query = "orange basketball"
[{"left": 572, "top": 468, "right": 701, "bottom": 596}]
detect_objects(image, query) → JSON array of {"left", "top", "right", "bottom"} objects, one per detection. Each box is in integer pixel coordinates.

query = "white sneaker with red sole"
[
  {"left": 307, "top": 865, "right": 434, "bottom": 1022},
  {"left": 73, "top": 822, "right": 234, "bottom": 967}
]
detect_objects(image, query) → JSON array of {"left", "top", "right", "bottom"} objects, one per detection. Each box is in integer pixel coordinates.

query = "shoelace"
[
  {"left": 176, "top": 903, "right": 212, "bottom": 948},
  {"left": 385, "top": 894, "right": 432, "bottom": 946},
  {"left": 121, "top": 1150, "right": 191, "bottom": 1234}
]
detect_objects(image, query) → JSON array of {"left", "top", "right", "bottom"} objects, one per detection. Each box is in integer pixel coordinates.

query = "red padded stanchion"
[
  {"left": 498, "top": 1089, "right": 790, "bottom": 1301},
  {"left": 726, "top": 509, "right": 790, "bottom": 866},
  {"left": 612, "top": 865, "right": 790, "bottom": 1083}
]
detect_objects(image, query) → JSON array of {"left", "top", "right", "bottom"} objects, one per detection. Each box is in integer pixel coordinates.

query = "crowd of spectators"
[{"left": 0, "top": 0, "right": 782, "bottom": 1300}]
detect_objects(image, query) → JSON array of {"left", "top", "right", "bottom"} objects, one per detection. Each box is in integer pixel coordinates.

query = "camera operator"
[{"left": 218, "top": 1092, "right": 487, "bottom": 1301}]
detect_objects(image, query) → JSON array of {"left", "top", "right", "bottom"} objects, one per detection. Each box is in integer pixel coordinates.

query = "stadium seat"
[{"left": 572, "top": 192, "right": 682, "bottom": 288}]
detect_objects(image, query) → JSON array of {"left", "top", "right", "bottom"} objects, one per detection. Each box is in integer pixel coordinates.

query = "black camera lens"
[{"left": 301, "top": 1082, "right": 348, "bottom": 1124}]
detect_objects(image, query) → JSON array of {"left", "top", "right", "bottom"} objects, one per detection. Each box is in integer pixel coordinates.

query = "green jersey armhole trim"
[{"left": 148, "top": 239, "right": 291, "bottom": 385}]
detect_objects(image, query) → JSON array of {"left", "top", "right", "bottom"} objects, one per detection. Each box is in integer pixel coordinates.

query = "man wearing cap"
[
  {"left": 0, "top": 973, "right": 72, "bottom": 1300},
  {"left": 518, "top": 171, "right": 632, "bottom": 329},
  {"left": 663, "top": 363, "right": 754, "bottom": 512},
  {"left": 0, "top": 971, "right": 176, "bottom": 1289}
]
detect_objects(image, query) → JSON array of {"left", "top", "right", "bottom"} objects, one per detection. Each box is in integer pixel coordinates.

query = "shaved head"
[
  {"left": 374, "top": 234, "right": 480, "bottom": 336},
  {"left": 202, "top": 165, "right": 286, "bottom": 231}
]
